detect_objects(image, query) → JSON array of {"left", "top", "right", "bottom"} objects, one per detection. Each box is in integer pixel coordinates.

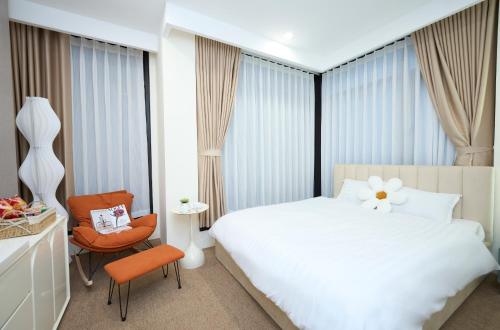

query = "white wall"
[
  {"left": 492, "top": 4, "right": 500, "bottom": 260},
  {"left": 148, "top": 53, "right": 161, "bottom": 240},
  {"left": 156, "top": 29, "right": 213, "bottom": 250}
]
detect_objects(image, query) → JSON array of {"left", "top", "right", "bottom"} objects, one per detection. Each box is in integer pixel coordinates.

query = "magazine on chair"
[{"left": 90, "top": 204, "right": 132, "bottom": 234}]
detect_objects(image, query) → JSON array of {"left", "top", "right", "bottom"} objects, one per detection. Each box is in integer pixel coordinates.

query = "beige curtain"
[
  {"left": 196, "top": 36, "right": 241, "bottom": 228},
  {"left": 412, "top": 0, "right": 497, "bottom": 166},
  {"left": 9, "top": 22, "right": 74, "bottom": 205}
]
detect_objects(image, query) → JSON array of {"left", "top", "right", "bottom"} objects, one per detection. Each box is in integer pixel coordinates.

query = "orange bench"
[{"left": 104, "top": 244, "right": 185, "bottom": 321}]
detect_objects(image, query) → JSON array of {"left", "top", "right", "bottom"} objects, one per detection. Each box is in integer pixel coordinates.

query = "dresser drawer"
[
  {"left": 2, "top": 293, "right": 33, "bottom": 330},
  {"left": 0, "top": 252, "right": 31, "bottom": 327}
]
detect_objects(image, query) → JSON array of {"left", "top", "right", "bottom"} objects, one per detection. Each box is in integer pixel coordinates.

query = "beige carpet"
[{"left": 59, "top": 247, "right": 500, "bottom": 330}]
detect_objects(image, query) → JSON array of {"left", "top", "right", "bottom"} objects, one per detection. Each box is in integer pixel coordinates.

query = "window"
[
  {"left": 223, "top": 55, "right": 315, "bottom": 212},
  {"left": 321, "top": 37, "right": 455, "bottom": 196},
  {"left": 70, "top": 37, "right": 150, "bottom": 216}
]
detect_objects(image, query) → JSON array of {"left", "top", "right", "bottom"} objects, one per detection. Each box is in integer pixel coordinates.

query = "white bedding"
[{"left": 209, "top": 197, "right": 499, "bottom": 330}]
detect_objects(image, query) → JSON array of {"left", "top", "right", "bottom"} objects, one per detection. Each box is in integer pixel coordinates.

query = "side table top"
[{"left": 171, "top": 202, "right": 209, "bottom": 215}]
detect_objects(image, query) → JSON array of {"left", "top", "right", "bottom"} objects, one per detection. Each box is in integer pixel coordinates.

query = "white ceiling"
[
  {"left": 29, "top": 0, "right": 165, "bottom": 33},
  {"left": 21, "top": 0, "right": 482, "bottom": 71},
  {"left": 164, "top": 0, "right": 481, "bottom": 71},
  {"left": 167, "top": 0, "right": 431, "bottom": 53}
]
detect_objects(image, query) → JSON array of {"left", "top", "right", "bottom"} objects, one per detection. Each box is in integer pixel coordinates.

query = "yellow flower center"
[{"left": 376, "top": 191, "right": 387, "bottom": 200}]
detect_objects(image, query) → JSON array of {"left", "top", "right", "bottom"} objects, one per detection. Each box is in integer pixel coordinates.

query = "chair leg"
[
  {"left": 131, "top": 246, "right": 142, "bottom": 253},
  {"left": 118, "top": 281, "right": 131, "bottom": 321},
  {"left": 144, "top": 240, "right": 154, "bottom": 249},
  {"left": 107, "top": 278, "right": 115, "bottom": 305},
  {"left": 74, "top": 253, "right": 93, "bottom": 286},
  {"left": 131, "top": 240, "right": 154, "bottom": 253},
  {"left": 90, "top": 253, "right": 105, "bottom": 279},
  {"left": 161, "top": 264, "right": 168, "bottom": 278},
  {"left": 88, "top": 251, "right": 92, "bottom": 278},
  {"left": 174, "top": 261, "right": 182, "bottom": 289},
  {"left": 75, "top": 250, "right": 107, "bottom": 287}
]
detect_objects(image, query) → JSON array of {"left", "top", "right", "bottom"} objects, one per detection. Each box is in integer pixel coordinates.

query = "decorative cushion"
[
  {"left": 67, "top": 190, "right": 133, "bottom": 226},
  {"left": 358, "top": 176, "right": 407, "bottom": 213},
  {"left": 90, "top": 204, "right": 131, "bottom": 233}
]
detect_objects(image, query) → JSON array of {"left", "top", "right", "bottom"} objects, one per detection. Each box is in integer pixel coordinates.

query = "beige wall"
[{"left": 0, "top": 0, "right": 19, "bottom": 196}]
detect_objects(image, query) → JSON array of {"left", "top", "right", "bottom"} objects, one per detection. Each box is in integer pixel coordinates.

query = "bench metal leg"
[
  {"left": 174, "top": 261, "right": 182, "bottom": 289},
  {"left": 107, "top": 278, "right": 115, "bottom": 305},
  {"left": 161, "top": 264, "right": 168, "bottom": 278},
  {"left": 118, "top": 281, "right": 131, "bottom": 321}
]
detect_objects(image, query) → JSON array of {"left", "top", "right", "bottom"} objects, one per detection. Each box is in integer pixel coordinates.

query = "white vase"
[{"left": 16, "top": 97, "right": 68, "bottom": 218}]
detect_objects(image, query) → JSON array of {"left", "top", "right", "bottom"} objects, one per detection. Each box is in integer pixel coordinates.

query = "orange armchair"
[{"left": 67, "top": 190, "right": 157, "bottom": 286}]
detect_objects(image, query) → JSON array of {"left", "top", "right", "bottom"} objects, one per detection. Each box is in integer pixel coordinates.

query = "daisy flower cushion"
[{"left": 357, "top": 176, "right": 408, "bottom": 213}]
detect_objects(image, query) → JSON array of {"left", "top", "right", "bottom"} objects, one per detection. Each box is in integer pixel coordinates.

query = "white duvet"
[{"left": 209, "top": 197, "right": 499, "bottom": 330}]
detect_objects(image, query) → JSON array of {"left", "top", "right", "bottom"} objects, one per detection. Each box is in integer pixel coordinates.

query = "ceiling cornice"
[
  {"left": 163, "top": 3, "right": 323, "bottom": 72},
  {"left": 163, "top": 0, "right": 483, "bottom": 73},
  {"left": 10, "top": 0, "right": 484, "bottom": 71},
  {"left": 9, "top": 0, "right": 160, "bottom": 52}
]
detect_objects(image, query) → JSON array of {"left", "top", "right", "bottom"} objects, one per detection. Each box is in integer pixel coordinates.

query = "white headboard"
[{"left": 333, "top": 164, "right": 494, "bottom": 242}]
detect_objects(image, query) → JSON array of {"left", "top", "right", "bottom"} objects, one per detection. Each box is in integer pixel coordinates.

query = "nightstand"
[{"left": 171, "top": 203, "right": 209, "bottom": 269}]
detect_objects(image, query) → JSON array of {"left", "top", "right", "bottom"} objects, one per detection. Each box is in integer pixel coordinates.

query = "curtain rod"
[
  {"left": 241, "top": 52, "right": 318, "bottom": 75},
  {"left": 71, "top": 35, "right": 131, "bottom": 50},
  {"left": 326, "top": 36, "right": 410, "bottom": 72},
  {"left": 243, "top": 35, "right": 409, "bottom": 75}
]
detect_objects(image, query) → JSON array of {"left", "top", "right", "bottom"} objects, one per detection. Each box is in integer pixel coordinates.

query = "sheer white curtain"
[
  {"left": 223, "top": 55, "right": 315, "bottom": 212},
  {"left": 321, "top": 37, "right": 455, "bottom": 196},
  {"left": 70, "top": 37, "right": 150, "bottom": 216}
]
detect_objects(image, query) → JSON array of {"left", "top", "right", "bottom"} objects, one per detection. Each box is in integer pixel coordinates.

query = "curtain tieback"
[
  {"left": 456, "top": 146, "right": 493, "bottom": 155},
  {"left": 199, "top": 149, "right": 222, "bottom": 157}
]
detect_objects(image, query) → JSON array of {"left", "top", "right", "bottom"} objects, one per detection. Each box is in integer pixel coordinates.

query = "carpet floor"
[{"left": 59, "top": 246, "right": 500, "bottom": 330}]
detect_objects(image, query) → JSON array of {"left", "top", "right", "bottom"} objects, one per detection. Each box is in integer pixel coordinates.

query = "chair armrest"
[
  {"left": 73, "top": 226, "right": 99, "bottom": 247},
  {"left": 130, "top": 213, "right": 157, "bottom": 229}
]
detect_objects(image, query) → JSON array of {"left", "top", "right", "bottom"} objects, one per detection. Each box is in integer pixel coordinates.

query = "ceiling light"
[{"left": 282, "top": 32, "right": 294, "bottom": 41}]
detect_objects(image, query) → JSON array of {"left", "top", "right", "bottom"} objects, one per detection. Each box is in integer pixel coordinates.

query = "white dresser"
[{"left": 0, "top": 215, "right": 70, "bottom": 330}]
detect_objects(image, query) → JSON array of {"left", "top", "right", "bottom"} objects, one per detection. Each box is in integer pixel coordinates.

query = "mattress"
[{"left": 209, "top": 197, "right": 498, "bottom": 330}]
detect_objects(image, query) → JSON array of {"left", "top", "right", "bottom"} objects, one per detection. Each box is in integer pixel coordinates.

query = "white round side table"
[{"left": 171, "top": 202, "right": 208, "bottom": 269}]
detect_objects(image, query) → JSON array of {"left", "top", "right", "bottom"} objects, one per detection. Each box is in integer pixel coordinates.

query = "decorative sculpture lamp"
[{"left": 16, "top": 97, "right": 68, "bottom": 218}]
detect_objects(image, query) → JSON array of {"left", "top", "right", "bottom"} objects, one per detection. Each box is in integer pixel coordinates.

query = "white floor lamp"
[{"left": 16, "top": 97, "right": 68, "bottom": 218}]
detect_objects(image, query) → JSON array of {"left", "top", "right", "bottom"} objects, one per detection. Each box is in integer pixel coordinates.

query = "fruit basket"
[{"left": 0, "top": 196, "right": 56, "bottom": 240}]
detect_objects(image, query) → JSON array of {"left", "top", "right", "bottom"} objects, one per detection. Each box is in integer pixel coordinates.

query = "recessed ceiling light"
[{"left": 282, "top": 32, "right": 294, "bottom": 41}]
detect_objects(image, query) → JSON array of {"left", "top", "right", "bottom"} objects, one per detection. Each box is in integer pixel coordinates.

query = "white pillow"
[
  {"left": 391, "top": 187, "right": 460, "bottom": 223},
  {"left": 452, "top": 219, "right": 486, "bottom": 242},
  {"left": 336, "top": 179, "right": 368, "bottom": 205}
]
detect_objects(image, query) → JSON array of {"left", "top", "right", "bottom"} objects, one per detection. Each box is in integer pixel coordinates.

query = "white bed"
[{"left": 210, "top": 165, "right": 499, "bottom": 330}]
